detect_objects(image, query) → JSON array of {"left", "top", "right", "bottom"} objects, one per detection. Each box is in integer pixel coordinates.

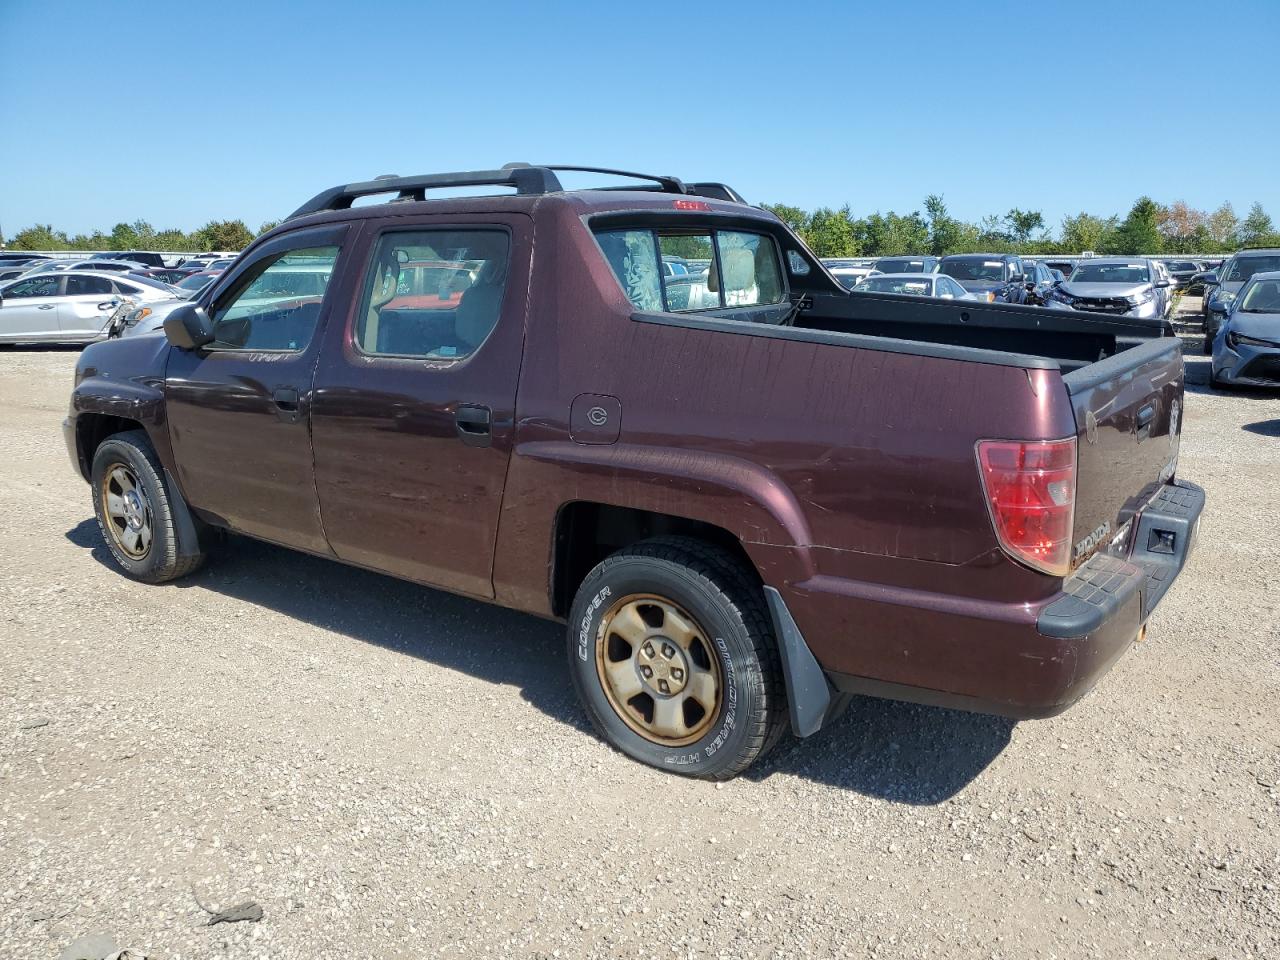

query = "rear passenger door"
[
  {"left": 309, "top": 214, "right": 532, "bottom": 598},
  {"left": 58, "top": 274, "right": 119, "bottom": 336}
]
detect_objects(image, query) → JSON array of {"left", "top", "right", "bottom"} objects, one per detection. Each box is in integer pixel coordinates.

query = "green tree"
[
  {"left": 10, "top": 224, "right": 69, "bottom": 250},
  {"left": 110, "top": 221, "right": 140, "bottom": 250},
  {"left": 804, "top": 206, "right": 858, "bottom": 257},
  {"left": 1003, "top": 208, "right": 1045, "bottom": 246},
  {"left": 192, "top": 219, "right": 254, "bottom": 251},
  {"left": 1109, "top": 197, "right": 1163, "bottom": 255},
  {"left": 1206, "top": 202, "right": 1238, "bottom": 248},
  {"left": 760, "top": 203, "right": 809, "bottom": 234},
  {"left": 861, "top": 210, "right": 928, "bottom": 256},
  {"left": 923, "top": 195, "right": 963, "bottom": 256},
  {"left": 153, "top": 229, "right": 192, "bottom": 251},
  {"left": 257, "top": 220, "right": 280, "bottom": 236},
  {"left": 1240, "top": 202, "right": 1275, "bottom": 245}
]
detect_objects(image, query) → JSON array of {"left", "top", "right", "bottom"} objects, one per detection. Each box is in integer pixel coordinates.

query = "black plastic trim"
[
  {"left": 763, "top": 586, "right": 834, "bottom": 738},
  {"left": 163, "top": 467, "right": 206, "bottom": 562},
  {"left": 1038, "top": 479, "right": 1205, "bottom": 639},
  {"left": 632, "top": 311, "right": 1060, "bottom": 370}
]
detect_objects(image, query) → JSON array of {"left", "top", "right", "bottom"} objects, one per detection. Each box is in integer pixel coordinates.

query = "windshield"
[
  {"left": 875, "top": 258, "right": 928, "bottom": 273},
  {"left": 177, "top": 273, "right": 213, "bottom": 290},
  {"left": 858, "top": 276, "right": 933, "bottom": 295},
  {"left": 1069, "top": 263, "right": 1150, "bottom": 284},
  {"left": 1239, "top": 278, "right": 1280, "bottom": 314},
  {"left": 1225, "top": 256, "right": 1280, "bottom": 282},
  {"left": 939, "top": 259, "right": 1006, "bottom": 282},
  {"left": 124, "top": 274, "right": 177, "bottom": 292}
]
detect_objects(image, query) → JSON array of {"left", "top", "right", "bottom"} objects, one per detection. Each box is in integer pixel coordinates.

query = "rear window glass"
[{"left": 596, "top": 226, "right": 785, "bottom": 313}]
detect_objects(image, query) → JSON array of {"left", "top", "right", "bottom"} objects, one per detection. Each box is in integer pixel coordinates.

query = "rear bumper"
[{"left": 777, "top": 479, "right": 1205, "bottom": 725}]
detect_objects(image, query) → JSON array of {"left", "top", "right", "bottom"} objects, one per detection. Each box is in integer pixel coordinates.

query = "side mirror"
[
  {"left": 163, "top": 302, "right": 215, "bottom": 350},
  {"left": 1198, "top": 272, "right": 1219, "bottom": 286},
  {"left": 1155, "top": 279, "right": 1170, "bottom": 288}
]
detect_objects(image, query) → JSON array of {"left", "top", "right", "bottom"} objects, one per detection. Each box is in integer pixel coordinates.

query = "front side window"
[
  {"left": 356, "top": 229, "right": 509, "bottom": 360},
  {"left": 3, "top": 276, "right": 60, "bottom": 298},
  {"left": 596, "top": 225, "right": 785, "bottom": 313},
  {"left": 209, "top": 245, "right": 340, "bottom": 351}
]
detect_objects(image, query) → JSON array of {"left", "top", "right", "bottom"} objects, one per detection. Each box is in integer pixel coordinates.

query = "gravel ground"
[{"left": 2, "top": 310, "right": 1278, "bottom": 960}]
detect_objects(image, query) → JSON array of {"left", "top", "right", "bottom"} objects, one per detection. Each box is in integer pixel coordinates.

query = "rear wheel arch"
[{"left": 551, "top": 501, "right": 761, "bottom": 619}]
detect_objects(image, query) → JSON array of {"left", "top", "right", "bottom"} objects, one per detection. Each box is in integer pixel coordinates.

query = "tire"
[
  {"left": 566, "top": 537, "right": 786, "bottom": 780},
  {"left": 90, "top": 429, "right": 206, "bottom": 583}
]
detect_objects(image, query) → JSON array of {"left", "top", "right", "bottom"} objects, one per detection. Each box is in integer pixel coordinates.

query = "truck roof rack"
[{"left": 286, "top": 163, "right": 744, "bottom": 220}]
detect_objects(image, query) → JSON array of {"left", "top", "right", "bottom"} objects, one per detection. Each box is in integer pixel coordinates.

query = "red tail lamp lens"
[{"left": 976, "top": 438, "right": 1077, "bottom": 576}]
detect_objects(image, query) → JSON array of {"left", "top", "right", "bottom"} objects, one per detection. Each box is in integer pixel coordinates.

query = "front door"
[
  {"left": 164, "top": 223, "right": 353, "bottom": 553},
  {"left": 0, "top": 274, "right": 63, "bottom": 340},
  {"left": 310, "top": 216, "right": 531, "bottom": 598}
]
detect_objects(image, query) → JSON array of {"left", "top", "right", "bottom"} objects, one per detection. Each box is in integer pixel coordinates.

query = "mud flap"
[{"left": 763, "top": 586, "right": 834, "bottom": 738}]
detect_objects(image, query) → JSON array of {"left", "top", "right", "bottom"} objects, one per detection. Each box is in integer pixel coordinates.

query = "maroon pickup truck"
[{"left": 64, "top": 164, "right": 1204, "bottom": 779}]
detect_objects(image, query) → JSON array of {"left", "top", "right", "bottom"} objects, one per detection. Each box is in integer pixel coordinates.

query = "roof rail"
[
  {"left": 286, "top": 166, "right": 564, "bottom": 220},
  {"left": 286, "top": 164, "right": 745, "bottom": 221}
]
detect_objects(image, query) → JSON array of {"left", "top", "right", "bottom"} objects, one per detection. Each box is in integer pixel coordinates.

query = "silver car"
[
  {"left": 1202, "top": 249, "right": 1280, "bottom": 351},
  {"left": 0, "top": 270, "right": 176, "bottom": 344},
  {"left": 1210, "top": 270, "right": 1280, "bottom": 389},
  {"left": 1044, "top": 257, "right": 1171, "bottom": 323},
  {"left": 852, "top": 272, "right": 976, "bottom": 300}
]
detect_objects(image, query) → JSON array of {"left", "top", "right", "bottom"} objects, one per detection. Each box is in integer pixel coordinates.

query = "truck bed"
[{"left": 795, "top": 288, "right": 1167, "bottom": 372}]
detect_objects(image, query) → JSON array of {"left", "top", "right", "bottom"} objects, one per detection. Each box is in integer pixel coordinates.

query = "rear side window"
[
  {"left": 66, "top": 275, "right": 114, "bottom": 296},
  {"left": 355, "top": 229, "right": 509, "bottom": 360},
  {"left": 596, "top": 226, "right": 786, "bottom": 313},
  {"left": 4, "top": 276, "right": 60, "bottom": 298}
]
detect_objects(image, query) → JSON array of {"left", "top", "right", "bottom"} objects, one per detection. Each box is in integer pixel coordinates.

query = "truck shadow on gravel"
[{"left": 66, "top": 519, "right": 1010, "bottom": 802}]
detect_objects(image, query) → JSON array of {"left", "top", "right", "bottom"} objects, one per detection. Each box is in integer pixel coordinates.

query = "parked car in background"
[
  {"left": 1045, "top": 258, "right": 1173, "bottom": 330},
  {"left": 0, "top": 265, "right": 32, "bottom": 284},
  {"left": 170, "top": 270, "right": 223, "bottom": 297},
  {"left": 204, "top": 258, "right": 237, "bottom": 272},
  {"left": 1210, "top": 271, "right": 1280, "bottom": 388},
  {"left": 61, "top": 163, "right": 1202, "bottom": 780},
  {"left": 1049, "top": 268, "right": 1067, "bottom": 283},
  {"left": 1042, "top": 258, "right": 1078, "bottom": 277},
  {"left": 21, "top": 258, "right": 142, "bottom": 276},
  {"left": 130, "top": 268, "right": 190, "bottom": 285},
  {"left": 90, "top": 251, "right": 167, "bottom": 268},
  {"left": 936, "top": 253, "right": 1031, "bottom": 303},
  {"left": 870, "top": 255, "right": 938, "bottom": 274},
  {"left": 1163, "top": 259, "right": 1204, "bottom": 291},
  {"left": 1020, "top": 260, "right": 1058, "bottom": 305},
  {"left": 822, "top": 258, "right": 876, "bottom": 290},
  {"left": 0, "top": 270, "right": 175, "bottom": 344},
  {"left": 1200, "top": 249, "right": 1280, "bottom": 351},
  {"left": 852, "top": 272, "right": 974, "bottom": 299}
]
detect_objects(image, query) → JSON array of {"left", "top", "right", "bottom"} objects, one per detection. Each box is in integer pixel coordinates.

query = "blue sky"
[{"left": 2, "top": 0, "right": 1277, "bottom": 237}]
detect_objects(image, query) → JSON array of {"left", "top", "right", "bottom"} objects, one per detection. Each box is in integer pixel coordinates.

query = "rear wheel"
[
  {"left": 90, "top": 430, "right": 206, "bottom": 583},
  {"left": 566, "top": 537, "right": 786, "bottom": 780}
]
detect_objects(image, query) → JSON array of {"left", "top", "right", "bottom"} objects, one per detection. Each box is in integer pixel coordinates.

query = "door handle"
[
  {"left": 1136, "top": 402, "right": 1155, "bottom": 442},
  {"left": 455, "top": 404, "right": 492, "bottom": 447},
  {"left": 272, "top": 387, "right": 301, "bottom": 421},
  {"left": 38, "top": 304, "right": 56, "bottom": 310}
]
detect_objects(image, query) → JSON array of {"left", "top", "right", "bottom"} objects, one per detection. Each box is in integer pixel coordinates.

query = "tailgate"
[{"left": 1062, "top": 338, "right": 1184, "bottom": 568}]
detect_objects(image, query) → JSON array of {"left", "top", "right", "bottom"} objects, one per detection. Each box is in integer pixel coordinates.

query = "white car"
[
  {"left": 0, "top": 270, "right": 177, "bottom": 344},
  {"left": 852, "top": 272, "right": 977, "bottom": 300}
]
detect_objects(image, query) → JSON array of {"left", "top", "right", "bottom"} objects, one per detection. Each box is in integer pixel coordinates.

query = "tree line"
[
  {"left": 761, "top": 197, "right": 1279, "bottom": 259},
  {"left": 4, "top": 196, "right": 1278, "bottom": 259},
  {"left": 1, "top": 218, "right": 280, "bottom": 253}
]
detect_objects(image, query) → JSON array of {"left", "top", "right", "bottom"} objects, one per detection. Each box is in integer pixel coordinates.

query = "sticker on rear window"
[{"left": 984, "top": 261, "right": 1002, "bottom": 267}]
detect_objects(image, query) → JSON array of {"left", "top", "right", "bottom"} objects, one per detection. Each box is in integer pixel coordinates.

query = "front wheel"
[
  {"left": 567, "top": 537, "right": 786, "bottom": 780},
  {"left": 90, "top": 430, "right": 206, "bottom": 583}
]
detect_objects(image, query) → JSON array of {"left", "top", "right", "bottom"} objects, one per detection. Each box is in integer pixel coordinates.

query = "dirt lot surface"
[{"left": 2, "top": 313, "right": 1278, "bottom": 959}]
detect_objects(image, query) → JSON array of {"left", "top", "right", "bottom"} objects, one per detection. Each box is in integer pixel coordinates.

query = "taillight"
[{"left": 976, "top": 438, "right": 1077, "bottom": 577}]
